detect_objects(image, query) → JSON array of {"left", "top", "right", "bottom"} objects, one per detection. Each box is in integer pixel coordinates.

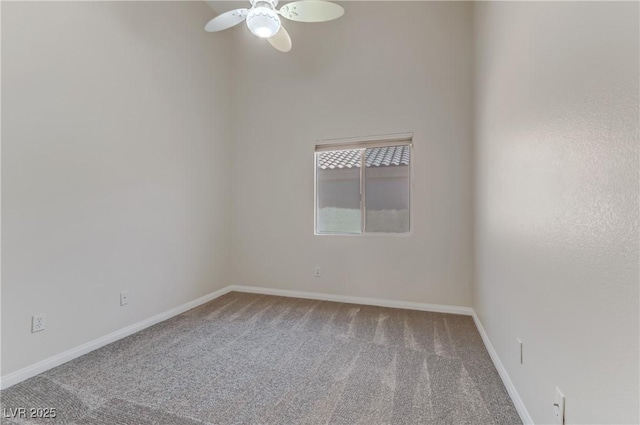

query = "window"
[{"left": 315, "top": 135, "right": 412, "bottom": 235}]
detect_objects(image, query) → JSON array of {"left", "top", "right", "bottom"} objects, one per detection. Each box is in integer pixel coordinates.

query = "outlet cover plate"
[
  {"left": 32, "top": 314, "right": 46, "bottom": 333},
  {"left": 554, "top": 387, "right": 565, "bottom": 424},
  {"left": 517, "top": 338, "right": 523, "bottom": 364}
]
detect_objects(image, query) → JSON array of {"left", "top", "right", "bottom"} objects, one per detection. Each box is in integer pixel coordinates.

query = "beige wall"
[
  {"left": 473, "top": 2, "right": 639, "bottom": 423},
  {"left": 229, "top": 1, "right": 475, "bottom": 307},
  {"left": 1, "top": 1, "right": 233, "bottom": 375}
]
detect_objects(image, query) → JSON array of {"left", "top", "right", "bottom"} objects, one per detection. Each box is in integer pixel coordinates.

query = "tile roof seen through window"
[{"left": 318, "top": 146, "right": 410, "bottom": 170}]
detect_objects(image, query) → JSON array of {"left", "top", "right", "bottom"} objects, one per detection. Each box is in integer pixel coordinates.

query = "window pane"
[
  {"left": 364, "top": 146, "right": 410, "bottom": 233},
  {"left": 316, "top": 149, "right": 362, "bottom": 234}
]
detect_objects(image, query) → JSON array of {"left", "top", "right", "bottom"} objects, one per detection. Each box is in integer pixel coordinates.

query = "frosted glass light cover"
[{"left": 246, "top": 7, "right": 281, "bottom": 38}]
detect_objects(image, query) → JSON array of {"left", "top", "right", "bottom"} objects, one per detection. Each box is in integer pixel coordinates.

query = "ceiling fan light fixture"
[
  {"left": 205, "top": 0, "right": 343, "bottom": 52},
  {"left": 246, "top": 5, "right": 281, "bottom": 38}
]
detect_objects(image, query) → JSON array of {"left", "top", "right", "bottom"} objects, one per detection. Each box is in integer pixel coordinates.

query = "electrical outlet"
[
  {"left": 553, "top": 387, "right": 565, "bottom": 424},
  {"left": 517, "top": 338, "right": 523, "bottom": 364},
  {"left": 120, "top": 291, "right": 129, "bottom": 306},
  {"left": 314, "top": 267, "right": 321, "bottom": 277},
  {"left": 32, "top": 314, "right": 46, "bottom": 333}
]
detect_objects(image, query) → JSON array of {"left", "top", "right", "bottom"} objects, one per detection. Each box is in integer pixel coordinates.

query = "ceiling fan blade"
[
  {"left": 268, "top": 26, "right": 292, "bottom": 52},
  {"left": 204, "top": 9, "right": 249, "bottom": 32},
  {"left": 279, "top": 1, "right": 344, "bottom": 23}
]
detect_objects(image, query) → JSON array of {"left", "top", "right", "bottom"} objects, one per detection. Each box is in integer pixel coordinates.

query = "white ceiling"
[
  {"left": 206, "top": 0, "right": 316, "bottom": 15},
  {"left": 205, "top": 1, "right": 246, "bottom": 14}
]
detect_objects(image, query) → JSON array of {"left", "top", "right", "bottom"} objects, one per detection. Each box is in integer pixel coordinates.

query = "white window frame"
[{"left": 314, "top": 133, "right": 413, "bottom": 236}]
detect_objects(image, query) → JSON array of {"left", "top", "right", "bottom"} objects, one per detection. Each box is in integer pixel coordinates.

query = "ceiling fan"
[{"left": 204, "top": 0, "right": 344, "bottom": 53}]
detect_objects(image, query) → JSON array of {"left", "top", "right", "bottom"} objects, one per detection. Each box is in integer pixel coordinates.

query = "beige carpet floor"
[{"left": 1, "top": 292, "right": 521, "bottom": 424}]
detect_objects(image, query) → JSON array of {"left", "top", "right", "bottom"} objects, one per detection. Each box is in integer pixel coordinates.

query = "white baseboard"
[
  {"left": 472, "top": 312, "right": 534, "bottom": 425},
  {"left": 0, "top": 286, "right": 233, "bottom": 390},
  {"left": 229, "top": 285, "right": 474, "bottom": 316}
]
